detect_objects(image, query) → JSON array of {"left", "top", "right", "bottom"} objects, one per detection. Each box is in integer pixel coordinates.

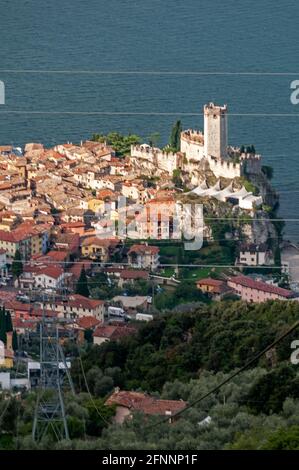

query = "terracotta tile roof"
[
  {"left": 6, "top": 301, "right": 32, "bottom": 312},
  {"left": 30, "top": 308, "right": 58, "bottom": 318},
  {"left": 0, "top": 290, "right": 17, "bottom": 304},
  {"left": 77, "top": 316, "right": 102, "bottom": 329},
  {"left": 13, "top": 318, "right": 38, "bottom": 329},
  {"left": 229, "top": 275, "right": 295, "bottom": 298},
  {"left": 0, "top": 146, "right": 13, "bottom": 153},
  {"left": 119, "top": 270, "right": 149, "bottom": 280},
  {"left": 82, "top": 236, "right": 119, "bottom": 248},
  {"left": 105, "top": 391, "right": 187, "bottom": 416},
  {"left": 197, "top": 278, "right": 229, "bottom": 294},
  {"left": 196, "top": 278, "right": 224, "bottom": 287},
  {"left": 46, "top": 250, "right": 69, "bottom": 262},
  {"left": 93, "top": 325, "right": 137, "bottom": 341},
  {"left": 0, "top": 228, "right": 32, "bottom": 243},
  {"left": 128, "top": 244, "right": 160, "bottom": 255},
  {"left": 68, "top": 294, "right": 104, "bottom": 309},
  {"left": 68, "top": 261, "right": 93, "bottom": 279},
  {"left": 97, "top": 189, "right": 115, "bottom": 199},
  {"left": 61, "top": 221, "right": 86, "bottom": 229},
  {"left": 37, "top": 265, "right": 64, "bottom": 279},
  {"left": 93, "top": 325, "right": 118, "bottom": 339}
]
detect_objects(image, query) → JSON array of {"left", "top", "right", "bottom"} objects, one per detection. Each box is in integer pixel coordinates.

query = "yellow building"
[
  {"left": 0, "top": 333, "right": 14, "bottom": 369},
  {"left": 0, "top": 229, "right": 31, "bottom": 262},
  {"left": 30, "top": 232, "right": 44, "bottom": 256},
  {"left": 81, "top": 236, "right": 119, "bottom": 262},
  {"left": 0, "top": 224, "right": 49, "bottom": 262},
  {"left": 87, "top": 198, "right": 105, "bottom": 213}
]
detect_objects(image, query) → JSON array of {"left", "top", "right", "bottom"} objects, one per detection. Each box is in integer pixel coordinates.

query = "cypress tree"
[
  {"left": 11, "top": 249, "right": 23, "bottom": 278},
  {"left": 5, "top": 310, "right": 13, "bottom": 332},
  {"left": 76, "top": 266, "right": 90, "bottom": 298},
  {"left": 0, "top": 307, "right": 7, "bottom": 344},
  {"left": 12, "top": 330, "right": 18, "bottom": 351},
  {"left": 169, "top": 120, "right": 182, "bottom": 151}
]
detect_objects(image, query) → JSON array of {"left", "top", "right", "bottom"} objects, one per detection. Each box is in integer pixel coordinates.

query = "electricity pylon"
[{"left": 32, "top": 302, "right": 75, "bottom": 443}]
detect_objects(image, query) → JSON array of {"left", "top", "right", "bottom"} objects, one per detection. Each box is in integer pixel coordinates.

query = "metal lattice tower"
[{"left": 32, "top": 305, "right": 74, "bottom": 443}]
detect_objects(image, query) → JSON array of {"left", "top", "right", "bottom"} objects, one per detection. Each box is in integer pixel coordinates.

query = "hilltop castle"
[{"left": 131, "top": 102, "right": 262, "bottom": 181}]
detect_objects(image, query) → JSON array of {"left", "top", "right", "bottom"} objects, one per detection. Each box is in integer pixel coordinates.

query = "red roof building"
[
  {"left": 228, "top": 275, "right": 296, "bottom": 303},
  {"left": 105, "top": 390, "right": 187, "bottom": 424},
  {"left": 93, "top": 324, "right": 137, "bottom": 345}
]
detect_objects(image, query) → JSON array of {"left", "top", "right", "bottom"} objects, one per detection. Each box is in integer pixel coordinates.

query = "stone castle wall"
[
  {"left": 131, "top": 145, "right": 180, "bottom": 174},
  {"left": 180, "top": 130, "right": 205, "bottom": 162},
  {"left": 208, "top": 156, "right": 241, "bottom": 178}
]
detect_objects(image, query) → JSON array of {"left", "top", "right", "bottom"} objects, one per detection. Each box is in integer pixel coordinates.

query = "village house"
[
  {"left": 227, "top": 275, "right": 296, "bottom": 303},
  {"left": 133, "top": 197, "right": 178, "bottom": 241},
  {"left": 18, "top": 264, "right": 68, "bottom": 291},
  {"left": 127, "top": 244, "right": 160, "bottom": 271},
  {"left": 237, "top": 243, "right": 273, "bottom": 266},
  {"left": 60, "top": 221, "right": 86, "bottom": 236},
  {"left": 54, "top": 231, "right": 80, "bottom": 256},
  {"left": 196, "top": 277, "right": 230, "bottom": 300},
  {"left": 0, "top": 222, "right": 50, "bottom": 263},
  {"left": 81, "top": 236, "right": 120, "bottom": 262},
  {"left": 118, "top": 269, "right": 149, "bottom": 288},
  {"left": 105, "top": 389, "right": 187, "bottom": 424},
  {"left": 0, "top": 228, "right": 32, "bottom": 262},
  {"left": 45, "top": 294, "right": 105, "bottom": 321},
  {"left": 93, "top": 324, "right": 137, "bottom": 346},
  {"left": 112, "top": 295, "right": 149, "bottom": 316},
  {"left": 75, "top": 316, "right": 102, "bottom": 331}
]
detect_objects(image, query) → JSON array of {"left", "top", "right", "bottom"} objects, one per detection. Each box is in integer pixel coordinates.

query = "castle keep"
[{"left": 131, "top": 102, "right": 262, "bottom": 181}]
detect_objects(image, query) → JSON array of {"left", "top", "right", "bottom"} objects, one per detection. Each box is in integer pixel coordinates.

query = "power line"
[
  {"left": 1, "top": 69, "right": 299, "bottom": 76},
  {"left": 144, "top": 318, "right": 299, "bottom": 431},
  {"left": 9, "top": 259, "right": 286, "bottom": 268},
  {"left": 0, "top": 334, "right": 22, "bottom": 427},
  {"left": 1, "top": 111, "right": 299, "bottom": 117},
  {"left": 77, "top": 354, "right": 111, "bottom": 426}
]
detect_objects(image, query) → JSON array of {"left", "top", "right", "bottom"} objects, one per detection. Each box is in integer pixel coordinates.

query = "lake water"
[{"left": 1, "top": 0, "right": 299, "bottom": 239}]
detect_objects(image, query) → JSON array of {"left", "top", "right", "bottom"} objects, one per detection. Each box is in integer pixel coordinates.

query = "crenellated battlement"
[
  {"left": 131, "top": 144, "right": 178, "bottom": 159},
  {"left": 181, "top": 129, "right": 204, "bottom": 145},
  {"left": 208, "top": 155, "right": 241, "bottom": 178},
  {"left": 240, "top": 152, "right": 261, "bottom": 161},
  {"left": 131, "top": 144, "right": 181, "bottom": 174}
]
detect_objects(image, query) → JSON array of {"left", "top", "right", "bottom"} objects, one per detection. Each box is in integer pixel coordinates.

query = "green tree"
[
  {"left": 11, "top": 249, "right": 23, "bottom": 279},
  {"left": 172, "top": 169, "right": 183, "bottom": 188},
  {"left": 169, "top": 120, "right": 182, "bottom": 151},
  {"left": 262, "top": 165, "right": 274, "bottom": 180},
  {"left": 84, "top": 398, "right": 115, "bottom": 436},
  {"left": 92, "top": 132, "right": 140, "bottom": 156},
  {"left": 76, "top": 266, "right": 90, "bottom": 298},
  {"left": 244, "top": 364, "right": 299, "bottom": 414},
  {"left": 12, "top": 330, "right": 18, "bottom": 351},
  {"left": 0, "top": 307, "right": 6, "bottom": 344},
  {"left": 147, "top": 132, "right": 160, "bottom": 148},
  {"left": 5, "top": 311, "right": 13, "bottom": 332},
  {"left": 261, "top": 426, "right": 299, "bottom": 450}
]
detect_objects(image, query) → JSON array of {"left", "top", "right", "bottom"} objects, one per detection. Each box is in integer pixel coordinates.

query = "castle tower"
[{"left": 204, "top": 102, "right": 228, "bottom": 159}]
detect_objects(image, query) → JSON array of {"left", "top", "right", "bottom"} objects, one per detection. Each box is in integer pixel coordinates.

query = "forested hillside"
[{"left": 2, "top": 300, "right": 299, "bottom": 450}]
